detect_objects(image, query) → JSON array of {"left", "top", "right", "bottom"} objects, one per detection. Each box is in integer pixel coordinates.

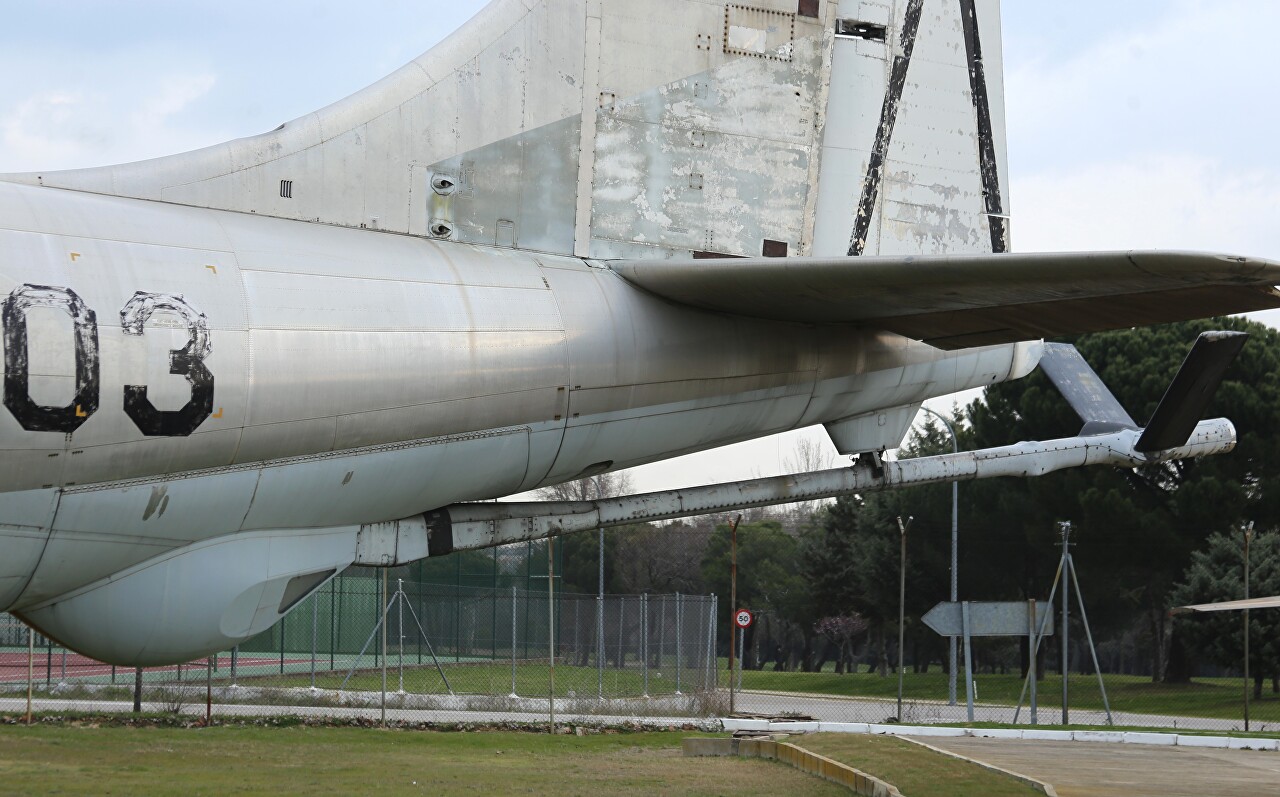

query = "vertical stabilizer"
[{"left": 1, "top": 0, "right": 1008, "bottom": 260}]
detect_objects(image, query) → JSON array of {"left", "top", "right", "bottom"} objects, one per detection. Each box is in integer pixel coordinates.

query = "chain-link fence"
[
  {"left": 4, "top": 582, "right": 1273, "bottom": 733},
  {"left": 714, "top": 608, "right": 1274, "bottom": 734},
  {"left": 0, "top": 573, "right": 722, "bottom": 724}
]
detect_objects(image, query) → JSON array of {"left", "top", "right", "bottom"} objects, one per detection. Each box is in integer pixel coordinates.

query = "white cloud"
[
  {"left": 1012, "top": 153, "right": 1280, "bottom": 259},
  {"left": 0, "top": 69, "right": 223, "bottom": 172},
  {"left": 1005, "top": 1, "right": 1280, "bottom": 172}
]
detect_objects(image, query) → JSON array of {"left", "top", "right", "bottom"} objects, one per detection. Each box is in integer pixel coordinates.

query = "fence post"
[
  {"left": 675, "top": 592, "right": 682, "bottom": 695},
  {"left": 231, "top": 646, "right": 238, "bottom": 685},
  {"left": 642, "top": 593, "right": 649, "bottom": 697},
  {"left": 330, "top": 579, "right": 337, "bottom": 671},
  {"left": 311, "top": 593, "right": 318, "bottom": 689},
  {"left": 658, "top": 595, "right": 666, "bottom": 682},
  {"left": 279, "top": 612, "right": 286, "bottom": 675},
  {"left": 596, "top": 591, "right": 604, "bottom": 701},
  {"left": 398, "top": 578, "right": 405, "bottom": 694},
  {"left": 708, "top": 594, "right": 718, "bottom": 693},
  {"left": 510, "top": 585, "right": 518, "bottom": 697},
  {"left": 617, "top": 596, "right": 626, "bottom": 671}
]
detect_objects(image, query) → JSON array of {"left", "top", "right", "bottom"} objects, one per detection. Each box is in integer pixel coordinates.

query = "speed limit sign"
[{"left": 734, "top": 609, "right": 753, "bottom": 629}]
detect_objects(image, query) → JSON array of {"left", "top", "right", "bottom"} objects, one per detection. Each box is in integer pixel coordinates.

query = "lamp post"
[
  {"left": 920, "top": 405, "right": 959, "bottom": 706},
  {"left": 896, "top": 515, "right": 913, "bottom": 721},
  {"left": 1243, "top": 521, "right": 1254, "bottom": 732}
]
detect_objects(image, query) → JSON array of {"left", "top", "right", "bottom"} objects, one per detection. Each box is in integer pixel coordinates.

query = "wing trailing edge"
[{"left": 607, "top": 250, "right": 1280, "bottom": 349}]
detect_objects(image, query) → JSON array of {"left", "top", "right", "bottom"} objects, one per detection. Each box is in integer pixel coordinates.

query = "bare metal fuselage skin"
[{"left": 0, "top": 182, "right": 1028, "bottom": 662}]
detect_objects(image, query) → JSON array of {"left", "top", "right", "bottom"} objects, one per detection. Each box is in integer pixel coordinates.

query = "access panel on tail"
[{"left": 4, "top": 0, "right": 1008, "bottom": 261}]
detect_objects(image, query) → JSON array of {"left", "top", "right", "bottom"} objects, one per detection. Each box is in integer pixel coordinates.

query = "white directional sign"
[
  {"left": 922, "top": 601, "right": 1054, "bottom": 637},
  {"left": 734, "top": 609, "right": 753, "bottom": 629}
]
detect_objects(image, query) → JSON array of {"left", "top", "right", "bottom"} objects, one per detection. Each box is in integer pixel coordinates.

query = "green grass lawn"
[
  {"left": 234, "top": 659, "right": 1273, "bottom": 723},
  {"left": 734, "top": 668, "right": 1277, "bottom": 722},
  {"left": 0, "top": 725, "right": 853, "bottom": 797},
  {"left": 798, "top": 733, "right": 1044, "bottom": 797}
]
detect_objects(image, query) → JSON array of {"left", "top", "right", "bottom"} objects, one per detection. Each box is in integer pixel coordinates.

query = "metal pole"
[
  {"left": 659, "top": 595, "right": 667, "bottom": 682},
  {"left": 921, "top": 406, "right": 959, "bottom": 706},
  {"left": 548, "top": 534, "right": 556, "bottom": 734},
  {"left": 642, "top": 593, "right": 649, "bottom": 697},
  {"left": 675, "top": 592, "right": 682, "bottom": 695},
  {"left": 962, "top": 601, "right": 975, "bottom": 722},
  {"left": 311, "top": 593, "right": 318, "bottom": 689},
  {"left": 706, "top": 594, "right": 717, "bottom": 692},
  {"left": 737, "top": 625, "right": 744, "bottom": 692},
  {"left": 26, "top": 625, "right": 33, "bottom": 725},
  {"left": 1028, "top": 599, "right": 1038, "bottom": 725},
  {"left": 1244, "top": 522, "right": 1254, "bottom": 732},
  {"left": 896, "top": 515, "right": 911, "bottom": 721},
  {"left": 206, "top": 656, "right": 213, "bottom": 725},
  {"left": 1014, "top": 562, "right": 1062, "bottom": 724},
  {"left": 1067, "top": 553, "right": 1112, "bottom": 725},
  {"left": 133, "top": 667, "right": 143, "bottom": 713},
  {"left": 493, "top": 545, "right": 499, "bottom": 662},
  {"left": 381, "top": 568, "right": 388, "bottom": 728},
  {"left": 455, "top": 554, "right": 462, "bottom": 663},
  {"left": 1060, "top": 522, "right": 1070, "bottom": 726},
  {"left": 729, "top": 514, "right": 741, "bottom": 715},
  {"left": 330, "top": 579, "right": 336, "bottom": 671},
  {"left": 510, "top": 585, "right": 518, "bottom": 697},
  {"left": 597, "top": 526, "right": 605, "bottom": 701},
  {"left": 397, "top": 578, "right": 405, "bottom": 693}
]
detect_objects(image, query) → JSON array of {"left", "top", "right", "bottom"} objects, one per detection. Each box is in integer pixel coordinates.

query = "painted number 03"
[{"left": 2, "top": 284, "right": 214, "bottom": 436}]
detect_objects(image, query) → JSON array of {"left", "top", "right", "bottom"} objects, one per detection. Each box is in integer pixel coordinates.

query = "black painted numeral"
[
  {"left": 2, "top": 284, "right": 100, "bottom": 433},
  {"left": 120, "top": 292, "right": 214, "bottom": 437}
]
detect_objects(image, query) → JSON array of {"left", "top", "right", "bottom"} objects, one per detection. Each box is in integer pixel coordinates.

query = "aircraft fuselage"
[{"left": 0, "top": 182, "right": 1031, "bottom": 661}]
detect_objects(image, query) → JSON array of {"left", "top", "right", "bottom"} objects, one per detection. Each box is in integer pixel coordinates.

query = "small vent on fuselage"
[
  {"left": 280, "top": 179, "right": 293, "bottom": 199},
  {"left": 835, "top": 19, "right": 887, "bottom": 42}
]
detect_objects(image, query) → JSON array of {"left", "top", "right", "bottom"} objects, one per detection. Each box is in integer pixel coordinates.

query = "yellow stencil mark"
[
  {"left": 211, "top": 408, "right": 223, "bottom": 419},
  {"left": 69, "top": 253, "right": 81, "bottom": 261},
  {"left": 75, "top": 405, "right": 87, "bottom": 417},
  {"left": 205, "top": 265, "right": 218, "bottom": 275}
]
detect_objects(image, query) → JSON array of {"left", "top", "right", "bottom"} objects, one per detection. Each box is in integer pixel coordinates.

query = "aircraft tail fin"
[
  {"left": 1039, "top": 332, "right": 1248, "bottom": 452},
  {"left": 0, "top": 0, "right": 1008, "bottom": 261}
]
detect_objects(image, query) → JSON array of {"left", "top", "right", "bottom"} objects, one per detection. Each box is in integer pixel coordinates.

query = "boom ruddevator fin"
[{"left": 1039, "top": 331, "right": 1248, "bottom": 452}]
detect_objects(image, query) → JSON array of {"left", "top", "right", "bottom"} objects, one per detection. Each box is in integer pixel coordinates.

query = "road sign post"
[
  {"left": 924, "top": 600, "right": 1054, "bottom": 723},
  {"left": 727, "top": 515, "right": 742, "bottom": 715}
]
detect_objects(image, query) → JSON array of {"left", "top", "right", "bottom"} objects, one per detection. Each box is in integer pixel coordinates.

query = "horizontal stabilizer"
[
  {"left": 1173, "top": 596, "right": 1280, "bottom": 614},
  {"left": 1135, "top": 331, "right": 1248, "bottom": 452},
  {"left": 1038, "top": 343, "right": 1137, "bottom": 435},
  {"left": 608, "top": 251, "right": 1280, "bottom": 349}
]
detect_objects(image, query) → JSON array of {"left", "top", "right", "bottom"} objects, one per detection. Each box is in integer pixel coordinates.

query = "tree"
[
  {"left": 815, "top": 615, "right": 869, "bottom": 674},
  {"left": 537, "top": 471, "right": 636, "bottom": 594},
  {"left": 963, "top": 317, "right": 1280, "bottom": 681},
  {"left": 1169, "top": 530, "right": 1280, "bottom": 697},
  {"left": 612, "top": 522, "right": 711, "bottom": 594},
  {"left": 701, "top": 520, "right": 814, "bottom": 669},
  {"left": 781, "top": 435, "right": 838, "bottom": 527}
]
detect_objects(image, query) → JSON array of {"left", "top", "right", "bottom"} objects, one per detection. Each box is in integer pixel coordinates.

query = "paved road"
[
  {"left": 736, "top": 690, "right": 1253, "bottom": 733},
  {"left": 914, "top": 737, "right": 1280, "bottom": 797}
]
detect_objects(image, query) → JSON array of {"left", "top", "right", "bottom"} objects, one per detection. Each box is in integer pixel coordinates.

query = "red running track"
[{"left": 0, "top": 651, "right": 300, "bottom": 683}]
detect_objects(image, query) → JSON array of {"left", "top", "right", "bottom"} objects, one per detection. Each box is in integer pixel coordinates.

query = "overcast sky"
[{"left": 1, "top": 1, "right": 1275, "bottom": 492}]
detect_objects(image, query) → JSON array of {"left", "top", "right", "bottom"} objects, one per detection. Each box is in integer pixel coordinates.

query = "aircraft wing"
[
  {"left": 1174, "top": 596, "right": 1280, "bottom": 614},
  {"left": 608, "top": 251, "right": 1280, "bottom": 350}
]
